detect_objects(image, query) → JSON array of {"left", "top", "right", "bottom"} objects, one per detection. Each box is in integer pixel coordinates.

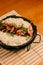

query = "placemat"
[{"left": 0, "top": 10, "right": 43, "bottom": 65}]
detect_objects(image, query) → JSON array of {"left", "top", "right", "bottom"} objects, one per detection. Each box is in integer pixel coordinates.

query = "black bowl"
[{"left": 0, "top": 15, "right": 37, "bottom": 50}]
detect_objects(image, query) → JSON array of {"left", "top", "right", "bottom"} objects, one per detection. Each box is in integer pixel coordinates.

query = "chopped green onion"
[
  {"left": 0, "top": 20, "right": 3, "bottom": 26},
  {"left": 10, "top": 33, "right": 14, "bottom": 36},
  {"left": 26, "top": 36, "right": 30, "bottom": 40},
  {"left": 21, "top": 27, "right": 27, "bottom": 33},
  {"left": 10, "top": 32, "right": 15, "bottom": 36}
]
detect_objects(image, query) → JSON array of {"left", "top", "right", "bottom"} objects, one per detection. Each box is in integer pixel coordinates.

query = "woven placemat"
[{"left": 0, "top": 10, "right": 43, "bottom": 65}]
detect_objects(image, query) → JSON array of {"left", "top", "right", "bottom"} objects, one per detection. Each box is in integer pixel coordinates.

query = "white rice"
[
  {"left": 0, "top": 18, "right": 31, "bottom": 46},
  {"left": 3, "top": 18, "right": 30, "bottom": 28}
]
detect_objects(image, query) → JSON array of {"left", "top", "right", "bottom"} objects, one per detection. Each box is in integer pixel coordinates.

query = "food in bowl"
[{"left": 0, "top": 18, "right": 33, "bottom": 46}]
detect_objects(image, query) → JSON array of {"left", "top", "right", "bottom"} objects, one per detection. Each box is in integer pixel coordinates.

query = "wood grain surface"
[
  {"left": 0, "top": 0, "right": 43, "bottom": 35},
  {"left": 0, "top": 0, "right": 43, "bottom": 65}
]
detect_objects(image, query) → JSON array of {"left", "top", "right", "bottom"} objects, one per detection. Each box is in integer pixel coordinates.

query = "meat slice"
[
  {"left": 16, "top": 29, "right": 24, "bottom": 35},
  {"left": 27, "top": 25, "right": 33, "bottom": 36},
  {"left": 6, "top": 26, "right": 11, "bottom": 32},
  {"left": 10, "top": 27, "right": 15, "bottom": 33}
]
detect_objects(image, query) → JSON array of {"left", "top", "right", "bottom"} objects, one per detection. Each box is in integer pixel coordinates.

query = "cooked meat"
[
  {"left": 5, "top": 26, "right": 11, "bottom": 32},
  {"left": 16, "top": 29, "right": 24, "bottom": 35},
  {"left": 12, "top": 23, "right": 17, "bottom": 28},
  {"left": 3, "top": 22, "right": 8, "bottom": 27},
  {"left": 0, "top": 19, "right": 33, "bottom": 37},
  {"left": 10, "top": 27, "right": 15, "bottom": 33},
  {"left": 27, "top": 25, "right": 33, "bottom": 36}
]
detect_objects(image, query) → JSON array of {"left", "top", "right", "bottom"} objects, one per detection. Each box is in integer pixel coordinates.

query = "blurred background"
[{"left": 0, "top": 0, "right": 43, "bottom": 35}]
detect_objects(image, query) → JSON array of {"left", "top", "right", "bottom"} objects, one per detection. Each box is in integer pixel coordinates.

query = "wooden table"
[{"left": 0, "top": 0, "right": 43, "bottom": 65}]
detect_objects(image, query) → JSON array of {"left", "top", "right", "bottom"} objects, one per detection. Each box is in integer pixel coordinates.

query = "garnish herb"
[
  {"left": 21, "top": 27, "right": 27, "bottom": 33},
  {"left": 26, "top": 36, "right": 30, "bottom": 40},
  {"left": 10, "top": 32, "right": 15, "bottom": 36},
  {"left": 0, "top": 20, "right": 3, "bottom": 26}
]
